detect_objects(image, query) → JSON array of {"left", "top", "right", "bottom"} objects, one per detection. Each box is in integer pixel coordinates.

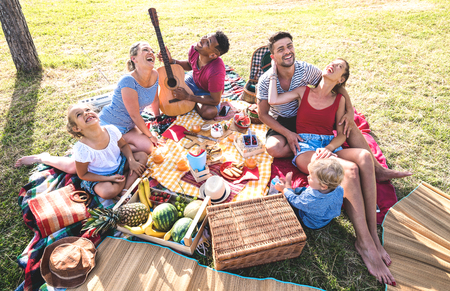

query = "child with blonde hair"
[
  {"left": 67, "top": 104, "right": 147, "bottom": 200},
  {"left": 275, "top": 158, "right": 344, "bottom": 229}
]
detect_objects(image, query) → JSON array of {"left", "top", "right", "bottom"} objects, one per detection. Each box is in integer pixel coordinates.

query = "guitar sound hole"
[{"left": 167, "top": 78, "right": 177, "bottom": 89}]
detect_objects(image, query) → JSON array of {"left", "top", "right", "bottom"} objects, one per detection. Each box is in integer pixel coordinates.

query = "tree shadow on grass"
[{"left": 0, "top": 71, "right": 43, "bottom": 290}]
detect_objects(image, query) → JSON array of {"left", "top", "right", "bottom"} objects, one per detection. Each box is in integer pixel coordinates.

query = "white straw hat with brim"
[
  {"left": 199, "top": 175, "right": 231, "bottom": 204},
  {"left": 41, "top": 237, "right": 96, "bottom": 288}
]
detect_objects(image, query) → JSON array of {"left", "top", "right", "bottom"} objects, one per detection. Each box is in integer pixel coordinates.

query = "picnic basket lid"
[{"left": 207, "top": 193, "right": 306, "bottom": 262}]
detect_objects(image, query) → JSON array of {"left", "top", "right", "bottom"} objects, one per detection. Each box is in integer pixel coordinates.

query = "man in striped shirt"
[{"left": 257, "top": 31, "right": 412, "bottom": 181}]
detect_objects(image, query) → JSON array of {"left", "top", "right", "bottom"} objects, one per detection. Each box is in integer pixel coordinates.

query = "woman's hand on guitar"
[{"left": 157, "top": 46, "right": 173, "bottom": 63}]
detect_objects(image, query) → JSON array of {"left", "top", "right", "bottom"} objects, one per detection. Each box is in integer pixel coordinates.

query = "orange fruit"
[
  {"left": 153, "top": 153, "right": 164, "bottom": 164},
  {"left": 192, "top": 125, "right": 201, "bottom": 133},
  {"left": 177, "top": 160, "right": 189, "bottom": 171}
]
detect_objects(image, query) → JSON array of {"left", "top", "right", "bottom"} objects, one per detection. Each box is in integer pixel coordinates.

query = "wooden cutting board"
[
  {"left": 184, "top": 135, "right": 216, "bottom": 149},
  {"left": 183, "top": 129, "right": 233, "bottom": 149}
]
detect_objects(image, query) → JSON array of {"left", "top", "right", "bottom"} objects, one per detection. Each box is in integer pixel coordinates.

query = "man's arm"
[
  {"left": 157, "top": 46, "right": 192, "bottom": 71},
  {"left": 173, "top": 88, "right": 221, "bottom": 106},
  {"left": 335, "top": 86, "right": 355, "bottom": 137},
  {"left": 257, "top": 99, "right": 302, "bottom": 153}
]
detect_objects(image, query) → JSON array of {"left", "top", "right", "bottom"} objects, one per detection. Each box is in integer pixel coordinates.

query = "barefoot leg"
[
  {"left": 265, "top": 135, "right": 295, "bottom": 158},
  {"left": 335, "top": 155, "right": 396, "bottom": 285},
  {"left": 122, "top": 128, "right": 155, "bottom": 155},
  {"left": 338, "top": 149, "right": 392, "bottom": 266},
  {"left": 94, "top": 181, "right": 125, "bottom": 200},
  {"left": 346, "top": 127, "right": 412, "bottom": 181},
  {"left": 123, "top": 152, "right": 148, "bottom": 190},
  {"left": 15, "top": 153, "right": 77, "bottom": 174}
]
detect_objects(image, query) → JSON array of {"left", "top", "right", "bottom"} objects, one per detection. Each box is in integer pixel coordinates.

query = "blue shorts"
[
  {"left": 81, "top": 154, "right": 127, "bottom": 196},
  {"left": 292, "top": 133, "right": 343, "bottom": 166},
  {"left": 185, "top": 72, "right": 220, "bottom": 111}
]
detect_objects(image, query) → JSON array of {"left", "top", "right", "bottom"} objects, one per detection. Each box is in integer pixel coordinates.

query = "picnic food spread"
[{"left": 14, "top": 29, "right": 412, "bottom": 289}]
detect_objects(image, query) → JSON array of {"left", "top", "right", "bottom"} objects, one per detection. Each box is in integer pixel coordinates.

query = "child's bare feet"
[{"left": 15, "top": 153, "right": 50, "bottom": 168}]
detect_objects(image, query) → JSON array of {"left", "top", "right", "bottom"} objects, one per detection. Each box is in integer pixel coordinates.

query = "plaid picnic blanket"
[
  {"left": 145, "top": 98, "right": 273, "bottom": 201},
  {"left": 15, "top": 65, "right": 247, "bottom": 291},
  {"left": 222, "top": 65, "right": 246, "bottom": 100},
  {"left": 16, "top": 167, "right": 116, "bottom": 291}
]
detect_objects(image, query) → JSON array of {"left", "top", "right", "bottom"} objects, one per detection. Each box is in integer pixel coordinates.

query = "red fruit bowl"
[{"left": 234, "top": 114, "right": 251, "bottom": 129}]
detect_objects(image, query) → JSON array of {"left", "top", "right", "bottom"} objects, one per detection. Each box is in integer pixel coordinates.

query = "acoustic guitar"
[{"left": 149, "top": 8, "right": 195, "bottom": 117}]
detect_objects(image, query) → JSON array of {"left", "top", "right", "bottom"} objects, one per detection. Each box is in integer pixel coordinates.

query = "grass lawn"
[{"left": 1, "top": 0, "right": 449, "bottom": 290}]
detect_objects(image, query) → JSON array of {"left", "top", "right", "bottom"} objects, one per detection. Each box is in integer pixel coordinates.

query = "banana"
[
  {"left": 164, "top": 228, "right": 172, "bottom": 241},
  {"left": 138, "top": 180, "right": 150, "bottom": 209},
  {"left": 123, "top": 225, "right": 145, "bottom": 235},
  {"left": 141, "top": 213, "right": 152, "bottom": 230},
  {"left": 144, "top": 221, "right": 166, "bottom": 238},
  {"left": 143, "top": 177, "right": 152, "bottom": 208}
]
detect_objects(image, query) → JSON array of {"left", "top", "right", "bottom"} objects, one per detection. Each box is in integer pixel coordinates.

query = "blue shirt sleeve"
[
  {"left": 284, "top": 188, "right": 310, "bottom": 212},
  {"left": 117, "top": 75, "right": 137, "bottom": 91}
]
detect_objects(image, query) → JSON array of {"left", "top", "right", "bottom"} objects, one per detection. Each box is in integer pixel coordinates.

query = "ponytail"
[{"left": 126, "top": 59, "right": 135, "bottom": 72}]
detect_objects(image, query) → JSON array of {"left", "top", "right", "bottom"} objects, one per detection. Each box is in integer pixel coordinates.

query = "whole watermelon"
[
  {"left": 171, "top": 217, "right": 193, "bottom": 243},
  {"left": 152, "top": 203, "right": 178, "bottom": 231}
]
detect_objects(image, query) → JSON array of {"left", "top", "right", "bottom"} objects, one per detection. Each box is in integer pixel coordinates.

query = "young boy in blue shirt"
[{"left": 275, "top": 158, "right": 345, "bottom": 229}]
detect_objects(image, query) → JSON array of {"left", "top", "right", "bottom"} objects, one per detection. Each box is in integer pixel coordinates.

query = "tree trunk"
[{"left": 0, "top": 0, "right": 41, "bottom": 73}]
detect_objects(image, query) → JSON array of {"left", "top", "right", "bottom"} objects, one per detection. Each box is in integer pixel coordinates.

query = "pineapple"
[{"left": 82, "top": 203, "right": 150, "bottom": 236}]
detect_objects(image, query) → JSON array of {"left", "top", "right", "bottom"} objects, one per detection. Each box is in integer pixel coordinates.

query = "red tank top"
[{"left": 296, "top": 87, "right": 342, "bottom": 135}]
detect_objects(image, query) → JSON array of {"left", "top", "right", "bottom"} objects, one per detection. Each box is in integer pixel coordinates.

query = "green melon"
[
  {"left": 152, "top": 203, "right": 178, "bottom": 231},
  {"left": 171, "top": 217, "right": 193, "bottom": 243}
]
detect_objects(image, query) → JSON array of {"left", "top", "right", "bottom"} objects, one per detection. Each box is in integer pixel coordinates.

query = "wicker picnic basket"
[
  {"left": 207, "top": 193, "right": 307, "bottom": 271},
  {"left": 241, "top": 46, "right": 272, "bottom": 104}
]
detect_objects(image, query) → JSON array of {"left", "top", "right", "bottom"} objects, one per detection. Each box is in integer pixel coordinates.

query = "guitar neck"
[{"left": 153, "top": 26, "right": 174, "bottom": 79}]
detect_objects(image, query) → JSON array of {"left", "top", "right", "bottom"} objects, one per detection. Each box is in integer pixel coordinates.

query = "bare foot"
[
  {"left": 377, "top": 244, "right": 392, "bottom": 267},
  {"left": 369, "top": 228, "right": 392, "bottom": 267},
  {"left": 375, "top": 166, "right": 412, "bottom": 182},
  {"left": 355, "top": 240, "right": 396, "bottom": 286},
  {"left": 15, "top": 153, "right": 50, "bottom": 168}
]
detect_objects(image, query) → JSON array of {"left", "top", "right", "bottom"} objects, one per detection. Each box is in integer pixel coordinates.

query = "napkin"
[
  {"left": 161, "top": 125, "right": 187, "bottom": 142},
  {"left": 233, "top": 166, "right": 260, "bottom": 184}
]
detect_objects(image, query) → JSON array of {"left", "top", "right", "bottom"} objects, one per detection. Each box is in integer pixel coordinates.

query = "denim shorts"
[
  {"left": 81, "top": 154, "right": 127, "bottom": 196},
  {"left": 292, "top": 133, "right": 343, "bottom": 166},
  {"left": 185, "top": 72, "right": 220, "bottom": 111}
]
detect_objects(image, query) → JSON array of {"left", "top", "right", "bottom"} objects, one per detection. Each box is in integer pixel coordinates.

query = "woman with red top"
[{"left": 268, "top": 58, "right": 396, "bottom": 287}]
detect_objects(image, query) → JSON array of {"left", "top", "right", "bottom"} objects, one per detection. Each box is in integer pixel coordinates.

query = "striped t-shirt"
[{"left": 257, "top": 61, "right": 322, "bottom": 119}]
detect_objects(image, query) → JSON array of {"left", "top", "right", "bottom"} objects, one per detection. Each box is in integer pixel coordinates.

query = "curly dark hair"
[
  {"left": 268, "top": 32, "right": 293, "bottom": 54},
  {"left": 214, "top": 31, "right": 230, "bottom": 56}
]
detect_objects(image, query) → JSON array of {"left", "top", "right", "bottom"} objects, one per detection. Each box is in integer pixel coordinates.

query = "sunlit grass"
[{"left": 1, "top": 0, "right": 449, "bottom": 290}]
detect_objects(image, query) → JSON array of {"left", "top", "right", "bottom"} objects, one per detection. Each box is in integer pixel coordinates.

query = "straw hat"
[
  {"left": 41, "top": 237, "right": 96, "bottom": 288},
  {"left": 199, "top": 175, "right": 231, "bottom": 204}
]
